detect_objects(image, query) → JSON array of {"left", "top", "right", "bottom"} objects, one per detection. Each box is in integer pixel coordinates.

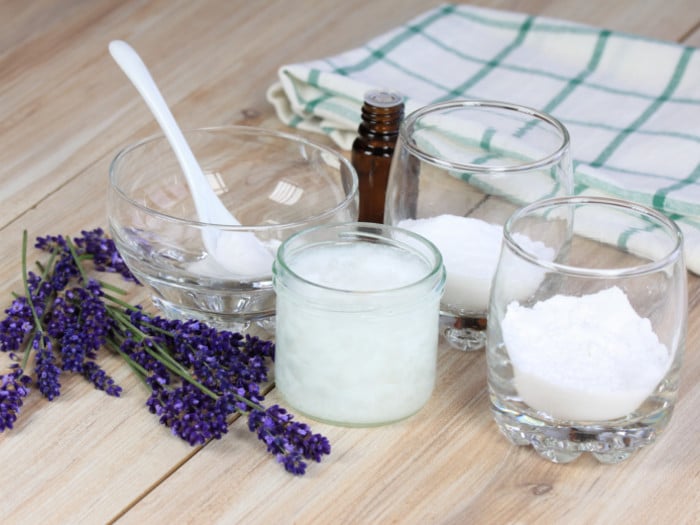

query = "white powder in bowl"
[{"left": 502, "top": 286, "right": 670, "bottom": 421}]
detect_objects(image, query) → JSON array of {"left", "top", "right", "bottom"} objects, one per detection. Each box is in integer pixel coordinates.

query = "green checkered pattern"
[{"left": 267, "top": 3, "right": 700, "bottom": 273}]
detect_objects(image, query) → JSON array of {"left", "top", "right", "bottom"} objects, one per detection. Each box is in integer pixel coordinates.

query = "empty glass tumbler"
[
  {"left": 384, "top": 100, "right": 573, "bottom": 351},
  {"left": 488, "top": 196, "right": 687, "bottom": 464}
]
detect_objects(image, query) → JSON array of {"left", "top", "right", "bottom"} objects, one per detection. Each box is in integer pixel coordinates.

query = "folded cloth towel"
[{"left": 267, "top": 3, "right": 700, "bottom": 273}]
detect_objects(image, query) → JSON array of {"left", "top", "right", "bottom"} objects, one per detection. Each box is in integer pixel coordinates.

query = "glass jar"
[{"left": 273, "top": 222, "right": 446, "bottom": 426}]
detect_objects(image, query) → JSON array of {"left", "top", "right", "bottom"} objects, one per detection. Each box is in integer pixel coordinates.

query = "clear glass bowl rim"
[
  {"left": 108, "top": 125, "right": 359, "bottom": 232},
  {"left": 503, "top": 195, "right": 685, "bottom": 278},
  {"left": 274, "top": 222, "right": 446, "bottom": 295},
  {"left": 399, "top": 99, "right": 571, "bottom": 174}
]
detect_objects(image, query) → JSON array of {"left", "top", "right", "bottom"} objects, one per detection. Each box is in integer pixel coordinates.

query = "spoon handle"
[
  {"left": 109, "top": 40, "right": 275, "bottom": 276},
  {"left": 108, "top": 40, "right": 238, "bottom": 225}
]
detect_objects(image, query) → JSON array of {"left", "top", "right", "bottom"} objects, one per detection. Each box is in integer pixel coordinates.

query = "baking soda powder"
[
  {"left": 502, "top": 286, "right": 670, "bottom": 421},
  {"left": 399, "top": 214, "right": 552, "bottom": 312}
]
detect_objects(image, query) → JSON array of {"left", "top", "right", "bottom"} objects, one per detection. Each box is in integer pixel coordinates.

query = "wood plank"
[{"left": 684, "top": 24, "right": 700, "bottom": 46}]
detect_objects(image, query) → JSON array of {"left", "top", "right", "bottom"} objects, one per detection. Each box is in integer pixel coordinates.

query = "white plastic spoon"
[{"left": 108, "top": 40, "right": 274, "bottom": 277}]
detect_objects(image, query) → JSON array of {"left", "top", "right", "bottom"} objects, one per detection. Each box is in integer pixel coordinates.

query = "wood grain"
[{"left": 0, "top": 1, "right": 699, "bottom": 523}]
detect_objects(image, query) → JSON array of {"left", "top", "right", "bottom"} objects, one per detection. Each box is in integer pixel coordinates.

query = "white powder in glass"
[
  {"left": 502, "top": 286, "right": 670, "bottom": 421},
  {"left": 398, "top": 214, "right": 553, "bottom": 312}
]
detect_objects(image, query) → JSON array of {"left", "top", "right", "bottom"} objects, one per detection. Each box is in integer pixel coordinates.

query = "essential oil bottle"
[{"left": 351, "top": 90, "right": 404, "bottom": 223}]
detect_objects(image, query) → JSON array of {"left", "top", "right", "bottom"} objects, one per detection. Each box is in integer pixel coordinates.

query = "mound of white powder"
[
  {"left": 502, "top": 286, "right": 670, "bottom": 421},
  {"left": 399, "top": 214, "right": 553, "bottom": 312}
]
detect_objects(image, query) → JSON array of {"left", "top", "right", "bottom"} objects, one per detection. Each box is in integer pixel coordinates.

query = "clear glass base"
[
  {"left": 491, "top": 403, "right": 670, "bottom": 464},
  {"left": 440, "top": 314, "right": 486, "bottom": 351},
  {"left": 152, "top": 296, "right": 275, "bottom": 336}
]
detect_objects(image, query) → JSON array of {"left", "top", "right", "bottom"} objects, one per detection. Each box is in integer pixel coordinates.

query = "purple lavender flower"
[
  {"left": 34, "top": 335, "right": 61, "bottom": 401},
  {"left": 59, "top": 327, "right": 87, "bottom": 372},
  {"left": 1, "top": 229, "right": 330, "bottom": 474},
  {"left": 34, "top": 234, "right": 67, "bottom": 253},
  {"left": 118, "top": 333, "right": 173, "bottom": 391},
  {"left": 46, "top": 296, "right": 71, "bottom": 339},
  {"left": 74, "top": 228, "right": 137, "bottom": 282},
  {"left": 147, "top": 382, "right": 229, "bottom": 445},
  {"left": 47, "top": 280, "right": 111, "bottom": 371},
  {"left": 0, "top": 367, "right": 31, "bottom": 431},
  {"left": 121, "top": 309, "right": 329, "bottom": 474},
  {"left": 50, "top": 252, "right": 80, "bottom": 291},
  {"left": 248, "top": 405, "right": 331, "bottom": 475},
  {"left": 81, "top": 361, "right": 121, "bottom": 397},
  {"left": 125, "top": 311, "right": 272, "bottom": 406},
  {"left": 35, "top": 229, "right": 137, "bottom": 282},
  {"left": 26, "top": 272, "right": 54, "bottom": 320},
  {"left": 78, "top": 281, "right": 112, "bottom": 354},
  {"left": 0, "top": 297, "right": 33, "bottom": 352}
]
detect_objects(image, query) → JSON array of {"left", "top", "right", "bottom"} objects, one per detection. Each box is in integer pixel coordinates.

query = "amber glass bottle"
[{"left": 351, "top": 90, "right": 404, "bottom": 223}]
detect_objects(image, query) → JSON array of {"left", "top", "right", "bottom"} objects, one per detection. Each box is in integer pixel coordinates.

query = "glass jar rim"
[
  {"left": 274, "top": 222, "right": 446, "bottom": 295},
  {"left": 108, "top": 125, "right": 359, "bottom": 232},
  {"left": 399, "top": 99, "right": 571, "bottom": 174},
  {"left": 504, "top": 196, "right": 685, "bottom": 278}
]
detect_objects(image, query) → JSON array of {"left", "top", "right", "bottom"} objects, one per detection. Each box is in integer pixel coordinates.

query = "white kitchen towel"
[{"left": 267, "top": 3, "right": 700, "bottom": 273}]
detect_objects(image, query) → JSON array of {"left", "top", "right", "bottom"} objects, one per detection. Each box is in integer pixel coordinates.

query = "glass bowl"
[{"left": 108, "top": 126, "right": 358, "bottom": 332}]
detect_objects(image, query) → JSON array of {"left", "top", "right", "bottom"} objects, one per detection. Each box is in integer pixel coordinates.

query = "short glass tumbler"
[
  {"left": 385, "top": 100, "right": 573, "bottom": 351},
  {"left": 488, "top": 196, "right": 687, "bottom": 464},
  {"left": 273, "top": 223, "right": 446, "bottom": 427},
  {"left": 109, "top": 126, "right": 358, "bottom": 332}
]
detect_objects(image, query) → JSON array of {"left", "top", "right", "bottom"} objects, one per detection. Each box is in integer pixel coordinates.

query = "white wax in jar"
[
  {"left": 399, "top": 214, "right": 552, "bottom": 313},
  {"left": 274, "top": 241, "right": 441, "bottom": 426},
  {"left": 501, "top": 287, "right": 670, "bottom": 421}
]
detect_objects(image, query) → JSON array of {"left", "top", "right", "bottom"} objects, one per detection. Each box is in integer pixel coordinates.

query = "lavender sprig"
[
  {"left": 0, "top": 366, "right": 31, "bottom": 431},
  {"left": 110, "top": 308, "right": 329, "bottom": 473},
  {"left": 249, "top": 405, "right": 331, "bottom": 474},
  {"left": 0, "top": 228, "right": 330, "bottom": 475}
]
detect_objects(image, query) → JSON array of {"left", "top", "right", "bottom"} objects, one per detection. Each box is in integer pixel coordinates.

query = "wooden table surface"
[{"left": 1, "top": 1, "right": 699, "bottom": 523}]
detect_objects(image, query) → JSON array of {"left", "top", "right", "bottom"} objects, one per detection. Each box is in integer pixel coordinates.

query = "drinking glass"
[
  {"left": 384, "top": 100, "right": 572, "bottom": 351},
  {"left": 488, "top": 196, "right": 687, "bottom": 463}
]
